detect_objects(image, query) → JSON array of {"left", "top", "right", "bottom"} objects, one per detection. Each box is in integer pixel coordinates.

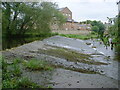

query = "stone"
[
  {"left": 92, "top": 46, "right": 96, "bottom": 48},
  {"left": 68, "top": 83, "right": 71, "bottom": 86},
  {"left": 86, "top": 43, "right": 91, "bottom": 45}
]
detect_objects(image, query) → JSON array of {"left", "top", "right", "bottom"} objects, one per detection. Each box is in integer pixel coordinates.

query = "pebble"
[
  {"left": 68, "top": 83, "right": 71, "bottom": 86},
  {"left": 91, "top": 83, "right": 93, "bottom": 85}
]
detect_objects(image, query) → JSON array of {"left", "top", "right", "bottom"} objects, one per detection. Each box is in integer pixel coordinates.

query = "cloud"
[
  {"left": 50, "top": 0, "right": 118, "bottom": 22},
  {"left": 50, "top": 0, "right": 118, "bottom": 3}
]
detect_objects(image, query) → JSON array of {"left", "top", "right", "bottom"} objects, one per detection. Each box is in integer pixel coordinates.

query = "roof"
[
  {"left": 57, "top": 7, "right": 72, "bottom": 13},
  {"left": 79, "top": 24, "right": 91, "bottom": 27},
  {"left": 57, "top": 7, "right": 66, "bottom": 11}
]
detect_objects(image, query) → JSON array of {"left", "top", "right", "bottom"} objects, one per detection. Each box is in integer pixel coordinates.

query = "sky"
[{"left": 49, "top": 0, "right": 118, "bottom": 23}]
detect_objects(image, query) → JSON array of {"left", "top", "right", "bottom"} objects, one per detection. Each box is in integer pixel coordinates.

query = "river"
[{"left": 2, "top": 35, "right": 120, "bottom": 88}]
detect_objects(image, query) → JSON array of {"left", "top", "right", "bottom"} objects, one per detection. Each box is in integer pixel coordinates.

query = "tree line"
[
  {"left": 2, "top": 2, "right": 66, "bottom": 38},
  {"left": 108, "top": 15, "right": 120, "bottom": 44}
]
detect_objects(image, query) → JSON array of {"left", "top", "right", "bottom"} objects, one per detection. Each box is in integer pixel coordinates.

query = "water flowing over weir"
[
  {"left": 2, "top": 35, "right": 119, "bottom": 88},
  {"left": 43, "top": 36, "right": 119, "bottom": 80}
]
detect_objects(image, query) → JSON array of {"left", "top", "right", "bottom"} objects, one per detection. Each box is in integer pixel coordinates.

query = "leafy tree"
[
  {"left": 108, "top": 15, "right": 120, "bottom": 43},
  {"left": 91, "top": 20, "right": 105, "bottom": 39},
  {"left": 86, "top": 20, "right": 92, "bottom": 24},
  {"left": 2, "top": 2, "right": 66, "bottom": 37},
  {"left": 91, "top": 26, "right": 99, "bottom": 32},
  {"left": 91, "top": 20, "right": 105, "bottom": 31}
]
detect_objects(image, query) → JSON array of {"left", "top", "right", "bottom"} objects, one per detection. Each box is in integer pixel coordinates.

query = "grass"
[
  {"left": 38, "top": 47, "right": 108, "bottom": 65},
  {"left": 2, "top": 57, "right": 52, "bottom": 89},
  {"left": 2, "top": 77, "right": 42, "bottom": 88},
  {"left": 23, "top": 59, "right": 53, "bottom": 71},
  {"left": 59, "top": 32, "right": 98, "bottom": 40}
]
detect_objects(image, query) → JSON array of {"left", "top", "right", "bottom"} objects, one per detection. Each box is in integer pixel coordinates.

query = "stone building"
[{"left": 52, "top": 7, "right": 91, "bottom": 31}]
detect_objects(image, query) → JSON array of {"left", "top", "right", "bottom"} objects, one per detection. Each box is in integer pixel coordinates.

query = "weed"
[
  {"left": 47, "top": 85, "right": 53, "bottom": 88},
  {"left": 2, "top": 57, "right": 46, "bottom": 89},
  {"left": 24, "top": 59, "right": 53, "bottom": 71},
  {"left": 11, "top": 64, "right": 22, "bottom": 77},
  {"left": 18, "top": 77, "right": 42, "bottom": 88},
  {"left": 38, "top": 47, "right": 107, "bottom": 65},
  {"left": 13, "top": 58, "right": 22, "bottom": 64},
  {"left": 2, "top": 77, "right": 42, "bottom": 88}
]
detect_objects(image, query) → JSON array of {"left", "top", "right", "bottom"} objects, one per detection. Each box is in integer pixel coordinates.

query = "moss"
[{"left": 38, "top": 47, "right": 108, "bottom": 65}]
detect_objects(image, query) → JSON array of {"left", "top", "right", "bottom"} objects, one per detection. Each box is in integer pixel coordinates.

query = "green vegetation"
[
  {"left": 80, "top": 20, "right": 105, "bottom": 42},
  {"left": 91, "top": 20, "right": 105, "bottom": 42},
  {"left": 2, "top": 32, "right": 59, "bottom": 50},
  {"left": 2, "top": 2, "right": 65, "bottom": 38},
  {"left": 59, "top": 33, "right": 98, "bottom": 40},
  {"left": 80, "top": 20, "right": 105, "bottom": 36},
  {"left": 2, "top": 57, "right": 53, "bottom": 89},
  {"left": 108, "top": 15, "right": 120, "bottom": 44},
  {"left": 23, "top": 59, "right": 53, "bottom": 71},
  {"left": 3, "top": 77, "right": 42, "bottom": 88},
  {"left": 91, "top": 20, "right": 105, "bottom": 32},
  {"left": 91, "top": 26, "right": 99, "bottom": 32},
  {"left": 38, "top": 47, "right": 108, "bottom": 65}
]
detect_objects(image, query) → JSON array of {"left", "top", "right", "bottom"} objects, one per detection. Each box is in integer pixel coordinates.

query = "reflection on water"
[{"left": 2, "top": 37, "right": 45, "bottom": 50}]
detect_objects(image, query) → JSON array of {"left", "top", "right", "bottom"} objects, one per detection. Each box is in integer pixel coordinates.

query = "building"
[
  {"left": 79, "top": 24, "right": 91, "bottom": 30},
  {"left": 52, "top": 7, "right": 91, "bottom": 31}
]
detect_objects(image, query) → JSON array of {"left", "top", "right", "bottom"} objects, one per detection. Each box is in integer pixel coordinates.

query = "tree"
[
  {"left": 2, "top": 2, "right": 66, "bottom": 37},
  {"left": 86, "top": 20, "right": 92, "bottom": 24},
  {"left": 91, "top": 20, "right": 105, "bottom": 31},
  {"left": 108, "top": 15, "right": 120, "bottom": 43},
  {"left": 91, "top": 26, "right": 99, "bottom": 32},
  {"left": 91, "top": 20, "right": 105, "bottom": 38}
]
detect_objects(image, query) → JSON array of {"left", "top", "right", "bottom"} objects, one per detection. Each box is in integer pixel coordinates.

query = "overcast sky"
[{"left": 50, "top": 0, "right": 118, "bottom": 23}]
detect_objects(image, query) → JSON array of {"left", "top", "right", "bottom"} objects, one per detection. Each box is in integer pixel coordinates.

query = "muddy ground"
[{"left": 2, "top": 35, "right": 119, "bottom": 88}]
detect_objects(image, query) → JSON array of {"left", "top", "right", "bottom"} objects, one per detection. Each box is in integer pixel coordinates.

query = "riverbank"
[
  {"left": 52, "top": 30, "right": 91, "bottom": 35},
  {"left": 1, "top": 35, "right": 119, "bottom": 88},
  {"left": 2, "top": 32, "right": 59, "bottom": 50}
]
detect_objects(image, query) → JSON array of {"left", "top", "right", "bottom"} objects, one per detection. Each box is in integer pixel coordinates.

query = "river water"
[
  {"left": 2, "top": 36, "right": 120, "bottom": 80},
  {"left": 42, "top": 36, "right": 120, "bottom": 81},
  {"left": 2, "top": 35, "right": 120, "bottom": 88},
  {"left": 2, "top": 37, "right": 45, "bottom": 50}
]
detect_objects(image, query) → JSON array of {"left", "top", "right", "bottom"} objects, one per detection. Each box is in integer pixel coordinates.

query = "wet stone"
[
  {"left": 77, "top": 81, "right": 80, "bottom": 83},
  {"left": 86, "top": 43, "right": 91, "bottom": 45},
  {"left": 68, "top": 83, "right": 71, "bottom": 86}
]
